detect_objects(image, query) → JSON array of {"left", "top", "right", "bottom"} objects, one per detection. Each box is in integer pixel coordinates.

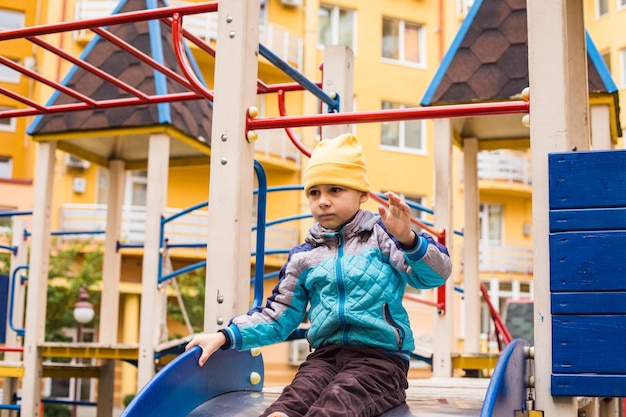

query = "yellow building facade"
[{"left": 2, "top": 0, "right": 620, "bottom": 412}]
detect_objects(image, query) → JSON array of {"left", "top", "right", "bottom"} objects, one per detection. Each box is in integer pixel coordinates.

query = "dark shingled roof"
[
  {"left": 28, "top": 0, "right": 212, "bottom": 146},
  {"left": 421, "top": 0, "right": 618, "bottom": 106}
]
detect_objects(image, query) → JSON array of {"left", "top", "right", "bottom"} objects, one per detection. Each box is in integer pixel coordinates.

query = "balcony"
[
  {"left": 476, "top": 150, "right": 532, "bottom": 185},
  {"left": 254, "top": 129, "right": 302, "bottom": 169},
  {"left": 74, "top": 0, "right": 303, "bottom": 69},
  {"left": 59, "top": 203, "right": 301, "bottom": 263},
  {"left": 476, "top": 240, "right": 532, "bottom": 276}
]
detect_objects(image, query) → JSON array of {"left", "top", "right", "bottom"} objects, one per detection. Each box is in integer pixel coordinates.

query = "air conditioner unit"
[
  {"left": 288, "top": 339, "right": 310, "bottom": 366},
  {"left": 65, "top": 154, "right": 91, "bottom": 170},
  {"left": 280, "top": 0, "right": 301, "bottom": 8}
]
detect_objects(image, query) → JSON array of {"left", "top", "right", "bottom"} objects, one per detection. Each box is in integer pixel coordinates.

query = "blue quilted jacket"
[{"left": 222, "top": 209, "right": 452, "bottom": 358}]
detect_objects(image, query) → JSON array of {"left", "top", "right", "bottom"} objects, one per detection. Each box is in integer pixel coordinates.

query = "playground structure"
[{"left": 0, "top": 0, "right": 624, "bottom": 416}]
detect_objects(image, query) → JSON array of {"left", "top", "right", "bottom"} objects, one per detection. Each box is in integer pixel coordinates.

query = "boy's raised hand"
[
  {"left": 378, "top": 191, "right": 416, "bottom": 247},
  {"left": 185, "top": 332, "right": 226, "bottom": 367}
]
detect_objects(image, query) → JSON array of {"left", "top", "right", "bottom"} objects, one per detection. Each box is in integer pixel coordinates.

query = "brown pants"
[{"left": 261, "top": 345, "right": 409, "bottom": 417}]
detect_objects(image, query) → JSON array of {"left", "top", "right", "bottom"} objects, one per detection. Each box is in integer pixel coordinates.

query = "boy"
[{"left": 186, "top": 133, "right": 452, "bottom": 417}]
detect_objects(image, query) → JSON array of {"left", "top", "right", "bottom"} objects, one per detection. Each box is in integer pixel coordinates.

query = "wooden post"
[
  {"left": 432, "top": 118, "right": 454, "bottom": 377},
  {"left": 22, "top": 141, "right": 56, "bottom": 417},
  {"left": 527, "top": 0, "right": 589, "bottom": 415},
  {"left": 137, "top": 133, "right": 170, "bottom": 388},
  {"left": 204, "top": 0, "right": 260, "bottom": 330},
  {"left": 463, "top": 137, "right": 480, "bottom": 354}
]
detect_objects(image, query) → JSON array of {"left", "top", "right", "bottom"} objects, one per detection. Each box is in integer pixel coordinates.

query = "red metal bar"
[
  {"left": 162, "top": 18, "right": 217, "bottom": 59},
  {"left": 436, "top": 229, "right": 447, "bottom": 314},
  {"left": 0, "top": 2, "right": 218, "bottom": 42},
  {"left": 91, "top": 26, "right": 201, "bottom": 96},
  {"left": 403, "top": 293, "right": 441, "bottom": 309},
  {"left": 480, "top": 282, "right": 513, "bottom": 347},
  {"left": 0, "top": 85, "right": 49, "bottom": 112},
  {"left": 0, "top": 347, "right": 24, "bottom": 352},
  {"left": 28, "top": 35, "right": 150, "bottom": 103},
  {"left": 0, "top": 91, "right": 205, "bottom": 119},
  {"left": 171, "top": 13, "right": 213, "bottom": 101},
  {"left": 0, "top": 55, "right": 98, "bottom": 107},
  {"left": 248, "top": 101, "right": 530, "bottom": 131},
  {"left": 277, "top": 90, "right": 311, "bottom": 156}
]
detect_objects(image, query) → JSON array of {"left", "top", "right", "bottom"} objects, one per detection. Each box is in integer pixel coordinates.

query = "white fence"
[
  {"left": 474, "top": 150, "right": 532, "bottom": 185},
  {"left": 476, "top": 241, "right": 533, "bottom": 275},
  {"left": 59, "top": 204, "right": 300, "bottom": 261}
]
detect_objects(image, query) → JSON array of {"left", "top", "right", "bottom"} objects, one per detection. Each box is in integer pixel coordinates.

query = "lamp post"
[{"left": 72, "top": 285, "right": 94, "bottom": 417}]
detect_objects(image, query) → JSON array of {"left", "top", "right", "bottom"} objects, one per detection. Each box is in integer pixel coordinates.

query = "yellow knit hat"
[{"left": 303, "top": 133, "right": 370, "bottom": 194}]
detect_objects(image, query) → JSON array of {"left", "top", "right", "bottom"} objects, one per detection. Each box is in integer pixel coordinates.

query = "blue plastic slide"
[{"left": 121, "top": 347, "right": 264, "bottom": 417}]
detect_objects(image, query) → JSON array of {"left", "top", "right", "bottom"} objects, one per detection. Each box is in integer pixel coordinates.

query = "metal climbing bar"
[
  {"left": 0, "top": 2, "right": 219, "bottom": 120},
  {"left": 248, "top": 100, "right": 530, "bottom": 131},
  {"left": 258, "top": 43, "right": 339, "bottom": 111}
]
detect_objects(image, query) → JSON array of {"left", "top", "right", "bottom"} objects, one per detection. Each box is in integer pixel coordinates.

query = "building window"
[
  {"left": 0, "top": 156, "right": 12, "bottom": 179},
  {"left": 382, "top": 17, "right": 425, "bottom": 66},
  {"left": 620, "top": 48, "right": 626, "bottom": 87},
  {"left": 0, "top": 58, "right": 20, "bottom": 84},
  {"left": 456, "top": 0, "right": 475, "bottom": 18},
  {"left": 125, "top": 170, "right": 148, "bottom": 206},
  {"left": 601, "top": 49, "right": 611, "bottom": 72},
  {"left": 318, "top": 5, "right": 356, "bottom": 51},
  {"left": 479, "top": 203, "right": 502, "bottom": 242},
  {"left": 0, "top": 9, "right": 25, "bottom": 31},
  {"left": 401, "top": 194, "right": 426, "bottom": 233},
  {"left": 620, "top": 0, "right": 626, "bottom": 10},
  {"left": 0, "top": 106, "right": 16, "bottom": 132},
  {"left": 596, "top": 0, "right": 608, "bottom": 17},
  {"left": 380, "top": 101, "right": 425, "bottom": 152}
]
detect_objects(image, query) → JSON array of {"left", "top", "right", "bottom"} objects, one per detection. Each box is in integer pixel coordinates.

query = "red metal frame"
[
  {"left": 247, "top": 100, "right": 530, "bottom": 131},
  {"left": 0, "top": 1, "right": 315, "bottom": 120}
]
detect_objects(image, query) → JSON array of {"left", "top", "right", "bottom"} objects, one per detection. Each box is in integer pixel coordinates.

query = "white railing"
[
  {"left": 475, "top": 241, "right": 533, "bottom": 275},
  {"left": 59, "top": 203, "right": 300, "bottom": 259},
  {"left": 74, "top": 0, "right": 302, "bottom": 68},
  {"left": 255, "top": 129, "right": 302, "bottom": 165},
  {"left": 475, "top": 150, "right": 532, "bottom": 185}
]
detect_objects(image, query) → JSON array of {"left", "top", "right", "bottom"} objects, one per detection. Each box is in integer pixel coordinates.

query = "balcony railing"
[
  {"left": 59, "top": 203, "right": 301, "bottom": 262},
  {"left": 476, "top": 241, "right": 533, "bottom": 275},
  {"left": 255, "top": 129, "right": 302, "bottom": 166},
  {"left": 74, "top": 0, "right": 303, "bottom": 69},
  {"left": 473, "top": 150, "right": 532, "bottom": 185}
]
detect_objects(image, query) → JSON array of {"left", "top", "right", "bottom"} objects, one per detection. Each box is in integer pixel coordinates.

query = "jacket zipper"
[{"left": 335, "top": 232, "right": 350, "bottom": 345}]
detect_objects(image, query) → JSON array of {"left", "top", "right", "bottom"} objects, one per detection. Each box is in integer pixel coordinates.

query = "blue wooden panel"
[
  {"left": 549, "top": 208, "right": 626, "bottom": 232},
  {"left": 549, "top": 231, "right": 626, "bottom": 292},
  {"left": 553, "top": 315, "right": 626, "bottom": 374},
  {"left": 548, "top": 150, "right": 626, "bottom": 209},
  {"left": 120, "top": 347, "right": 263, "bottom": 417},
  {"left": 552, "top": 292, "right": 626, "bottom": 314},
  {"left": 552, "top": 374, "right": 626, "bottom": 397}
]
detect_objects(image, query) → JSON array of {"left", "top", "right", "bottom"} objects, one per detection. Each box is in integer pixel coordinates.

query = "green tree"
[
  {"left": 46, "top": 240, "right": 103, "bottom": 341},
  {"left": 166, "top": 267, "right": 206, "bottom": 337}
]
